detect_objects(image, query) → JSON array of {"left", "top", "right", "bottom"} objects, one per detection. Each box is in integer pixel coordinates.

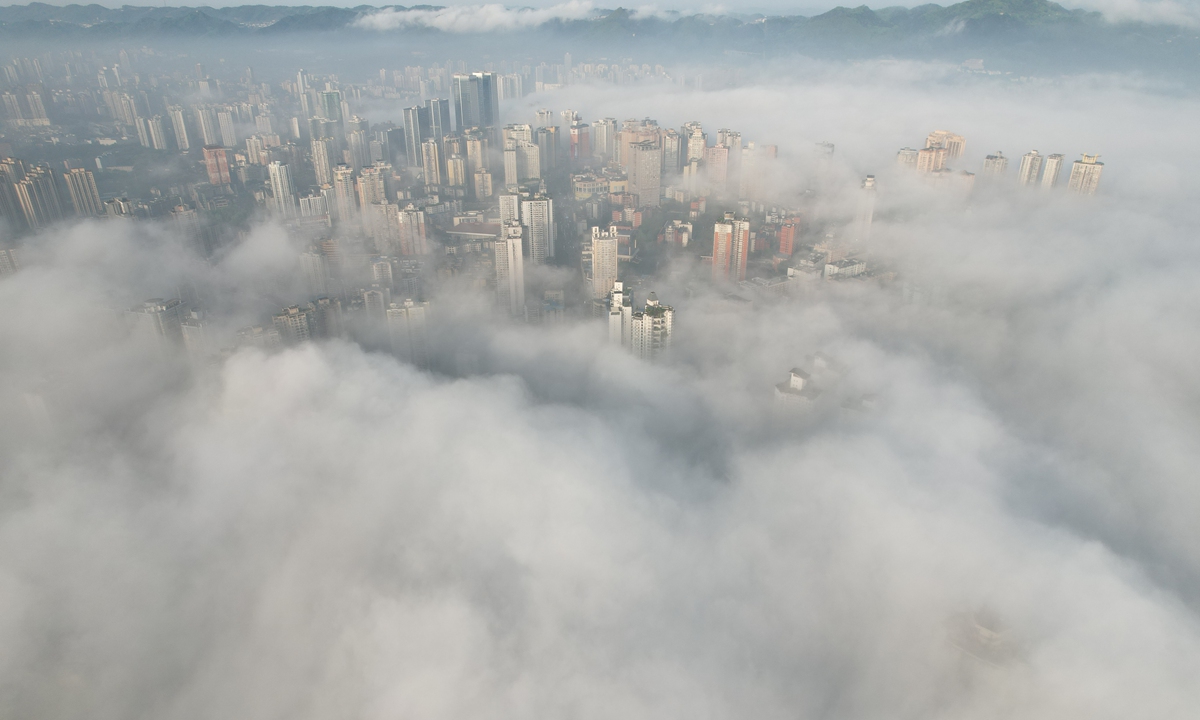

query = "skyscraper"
[
  {"left": 421, "top": 139, "right": 442, "bottom": 186},
  {"left": 588, "top": 225, "right": 619, "bottom": 299},
  {"left": 311, "top": 137, "right": 335, "bottom": 185},
  {"left": 1068, "top": 154, "right": 1104, "bottom": 195},
  {"left": 1018, "top": 150, "right": 1043, "bottom": 186},
  {"left": 495, "top": 221, "right": 525, "bottom": 315},
  {"left": 982, "top": 152, "right": 1009, "bottom": 176},
  {"left": 386, "top": 298, "right": 429, "bottom": 366},
  {"left": 63, "top": 168, "right": 103, "bottom": 217},
  {"left": 14, "top": 165, "right": 65, "bottom": 229},
  {"left": 1041, "top": 154, "right": 1065, "bottom": 189},
  {"left": 521, "top": 195, "right": 555, "bottom": 262},
  {"left": 451, "top": 72, "right": 500, "bottom": 142},
  {"left": 398, "top": 205, "right": 428, "bottom": 255},
  {"left": 712, "top": 212, "right": 750, "bottom": 283},
  {"left": 203, "top": 146, "right": 232, "bottom": 186},
  {"left": 631, "top": 293, "right": 673, "bottom": 361},
  {"left": 426, "top": 98, "right": 451, "bottom": 142},
  {"left": 128, "top": 298, "right": 183, "bottom": 348},
  {"left": 591, "top": 118, "right": 616, "bottom": 162},
  {"left": 268, "top": 161, "right": 298, "bottom": 217},
  {"left": 925, "top": 130, "right": 965, "bottom": 159},
  {"left": 168, "top": 105, "right": 190, "bottom": 150},
  {"left": 629, "top": 140, "right": 662, "bottom": 207},
  {"left": 402, "top": 105, "right": 431, "bottom": 169},
  {"left": 854, "top": 176, "right": 876, "bottom": 243},
  {"left": 333, "top": 164, "right": 357, "bottom": 221}
]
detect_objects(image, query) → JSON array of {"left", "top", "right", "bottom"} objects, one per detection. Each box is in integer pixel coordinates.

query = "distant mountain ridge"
[
  {"left": 0, "top": 0, "right": 1196, "bottom": 80},
  {"left": 0, "top": 0, "right": 1126, "bottom": 36}
]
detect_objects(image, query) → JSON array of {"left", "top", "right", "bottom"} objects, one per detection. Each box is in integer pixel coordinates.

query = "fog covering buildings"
[{"left": 2, "top": 3, "right": 1200, "bottom": 719}]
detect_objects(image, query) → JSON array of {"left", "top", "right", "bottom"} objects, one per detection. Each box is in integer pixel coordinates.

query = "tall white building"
[
  {"left": 168, "top": 105, "right": 190, "bottom": 150},
  {"left": 588, "top": 225, "right": 620, "bottom": 299},
  {"left": 1041, "top": 154, "right": 1065, "bottom": 189},
  {"left": 631, "top": 293, "right": 673, "bottom": 361},
  {"left": 607, "top": 281, "right": 633, "bottom": 346},
  {"left": 854, "top": 175, "right": 876, "bottom": 243},
  {"left": 268, "top": 161, "right": 298, "bottom": 217},
  {"left": 499, "top": 193, "right": 520, "bottom": 225},
  {"left": 982, "top": 152, "right": 1008, "bottom": 176},
  {"left": 1018, "top": 150, "right": 1043, "bottom": 186},
  {"left": 521, "top": 196, "right": 555, "bottom": 263},
  {"left": 1068, "top": 154, "right": 1104, "bottom": 195},
  {"left": 495, "top": 221, "right": 525, "bottom": 315}
]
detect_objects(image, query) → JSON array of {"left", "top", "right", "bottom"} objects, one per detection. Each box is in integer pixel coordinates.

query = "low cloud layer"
[
  {"left": 3, "top": 62, "right": 1200, "bottom": 718},
  {"left": 354, "top": 1, "right": 597, "bottom": 32},
  {"left": 1067, "top": 0, "right": 1200, "bottom": 26}
]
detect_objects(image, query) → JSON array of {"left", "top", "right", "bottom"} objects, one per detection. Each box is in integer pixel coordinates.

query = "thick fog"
[{"left": 4, "top": 59, "right": 1200, "bottom": 719}]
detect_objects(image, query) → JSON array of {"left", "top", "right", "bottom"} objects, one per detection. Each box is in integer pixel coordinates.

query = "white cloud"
[
  {"left": 354, "top": 1, "right": 597, "bottom": 33},
  {"left": 1062, "top": 0, "right": 1199, "bottom": 25}
]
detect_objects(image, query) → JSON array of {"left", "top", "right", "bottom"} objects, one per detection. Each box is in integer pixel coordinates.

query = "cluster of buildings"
[{"left": 897, "top": 130, "right": 1105, "bottom": 194}]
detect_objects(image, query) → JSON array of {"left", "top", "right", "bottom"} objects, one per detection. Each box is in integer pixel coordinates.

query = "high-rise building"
[
  {"left": 607, "top": 281, "right": 634, "bottom": 346},
  {"left": 925, "top": 130, "right": 965, "bottom": 159},
  {"left": 712, "top": 212, "right": 750, "bottom": 283},
  {"left": 778, "top": 221, "right": 798, "bottom": 256},
  {"left": 63, "top": 168, "right": 103, "bottom": 217},
  {"left": 194, "top": 106, "right": 220, "bottom": 146},
  {"left": 452, "top": 72, "right": 500, "bottom": 142},
  {"left": 982, "top": 152, "right": 1009, "bottom": 176},
  {"left": 535, "top": 126, "right": 560, "bottom": 175},
  {"left": 357, "top": 163, "right": 389, "bottom": 207},
  {"left": 202, "top": 146, "right": 232, "bottom": 187},
  {"left": 588, "top": 225, "right": 620, "bottom": 299},
  {"left": 631, "top": 293, "right": 673, "bottom": 361},
  {"left": 300, "top": 249, "right": 330, "bottom": 295},
  {"left": 421, "top": 139, "right": 442, "bottom": 186},
  {"left": 272, "top": 305, "right": 315, "bottom": 344},
  {"left": 403, "top": 105, "right": 431, "bottom": 169},
  {"left": 499, "top": 193, "right": 520, "bottom": 225},
  {"left": 168, "top": 106, "right": 190, "bottom": 151},
  {"left": 1067, "top": 154, "right": 1104, "bottom": 195},
  {"left": 661, "top": 128, "right": 683, "bottom": 175},
  {"left": 495, "top": 221, "right": 525, "bottom": 315},
  {"left": 1041, "top": 154, "right": 1065, "bottom": 189},
  {"left": 318, "top": 90, "right": 342, "bottom": 124},
  {"left": 333, "top": 164, "right": 358, "bottom": 221},
  {"left": 311, "top": 137, "right": 335, "bottom": 185},
  {"left": 474, "top": 169, "right": 493, "bottom": 200},
  {"left": 426, "top": 98, "right": 451, "bottom": 142},
  {"left": 347, "top": 129, "right": 370, "bottom": 172},
  {"left": 521, "top": 195, "right": 555, "bottom": 262},
  {"left": 386, "top": 298, "right": 429, "bottom": 366},
  {"left": 591, "top": 118, "right": 616, "bottom": 162},
  {"left": 854, "top": 176, "right": 876, "bottom": 243},
  {"left": 147, "top": 115, "right": 168, "bottom": 151},
  {"left": 14, "top": 165, "right": 65, "bottom": 229},
  {"left": 127, "top": 298, "right": 183, "bottom": 347},
  {"left": 217, "top": 110, "right": 237, "bottom": 148},
  {"left": 398, "top": 205, "right": 428, "bottom": 255},
  {"left": 446, "top": 155, "right": 467, "bottom": 187},
  {"left": 629, "top": 140, "right": 662, "bottom": 208},
  {"left": 268, "top": 161, "right": 298, "bottom": 217},
  {"left": 1018, "top": 150, "right": 1043, "bottom": 186},
  {"left": 896, "top": 147, "right": 920, "bottom": 168},
  {"left": 569, "top": 121, "right": 591, "bottom": 168},
  {"left": 916, "top": 146, "right": 948, "bottom": 173}
]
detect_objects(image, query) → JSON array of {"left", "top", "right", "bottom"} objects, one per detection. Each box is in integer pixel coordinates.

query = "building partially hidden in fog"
[
  {"left": 775, "top": 368, "right": 817, "bottom": 403},
  {"left": 605, "top": 282, "right": 673, "bottom": 360},
  {"left": 387, "top": 298, "right": 429, "bottom": 367},
  {"left": 1041, "top": 154, "right": 1065, "bottom": 189},
  {"left": 1068, "top": 154, "right": 1104, "bottom": 195},
  {"left": 127, "top": 298, "right": 183, "bottom": 347},
  {"left": 1017, "top": 151, "right": 1043, "bottom": 186},
  {"left": 981, "top": 152, "right": 1008, "bottom": 177}
]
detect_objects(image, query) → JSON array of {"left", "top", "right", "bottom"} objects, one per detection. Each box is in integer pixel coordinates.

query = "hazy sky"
[{"left": 5, "top": 0, "right": 1195, "bottom": 29}]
